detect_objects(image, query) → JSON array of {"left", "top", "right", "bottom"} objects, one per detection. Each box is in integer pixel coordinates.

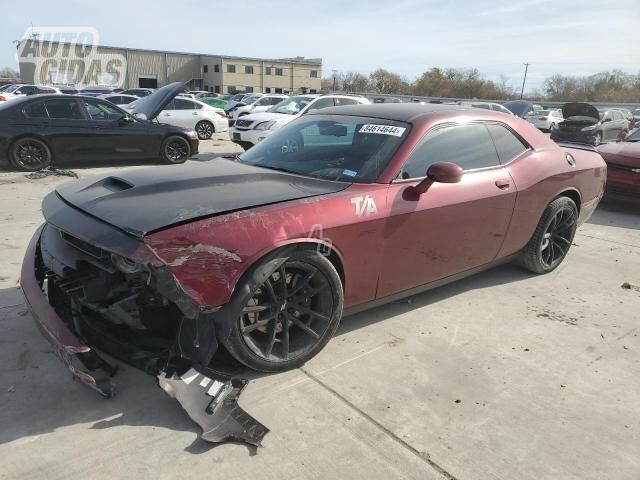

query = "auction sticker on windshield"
[{"left": 359, "top": 124, "right": 406, "bottom": 136}]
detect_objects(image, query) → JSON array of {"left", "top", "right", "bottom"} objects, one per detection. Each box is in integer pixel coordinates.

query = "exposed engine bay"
[{"left": 36, "top": 223, "right": 267, "bottom": 447}]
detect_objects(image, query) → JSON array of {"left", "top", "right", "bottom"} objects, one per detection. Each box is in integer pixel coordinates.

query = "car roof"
[{"left": 309, "top": 102, "right": 470, "bottom": 122}]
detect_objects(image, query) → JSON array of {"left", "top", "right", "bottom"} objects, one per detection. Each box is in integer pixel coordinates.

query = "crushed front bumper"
[{"left": 20, "top": 225, "right": 268, "bottom": 446}]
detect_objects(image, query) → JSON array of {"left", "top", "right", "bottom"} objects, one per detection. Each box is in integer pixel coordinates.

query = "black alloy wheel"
[
  {"left": 519, "top": 196, "right": 578, "bottom": 274},
  {"left": 222, "top": 249, "right": 343, "bottom": 372},
  {"left": 161, "top": 136, "right": 190, "bottom": 164},
  {"left": 10, "top": 138, "right": 52, "bottom": 171}
]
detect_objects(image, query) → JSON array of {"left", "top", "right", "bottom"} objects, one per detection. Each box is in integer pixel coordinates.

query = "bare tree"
[{"left": 0, "top": 66, "right": 19, "bottom": 79}]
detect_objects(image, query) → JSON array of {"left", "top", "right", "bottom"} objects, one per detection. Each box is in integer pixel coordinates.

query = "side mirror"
[
  {"left": 118, "top": 114, "right": 135, "bottom": 125},
  {"left": 413, "top": 162, "right": 464, "bottom": 195}
]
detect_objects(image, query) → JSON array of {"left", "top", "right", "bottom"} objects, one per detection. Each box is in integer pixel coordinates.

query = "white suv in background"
[
  {"left": 228, "top": 94, "right": 289, "bottom": 125},
  {"left": 0, "top": 84, "right": 61, "bottom": 102},
  {"left": 229, "top": 94, "right": 370, "bottom": 149}
]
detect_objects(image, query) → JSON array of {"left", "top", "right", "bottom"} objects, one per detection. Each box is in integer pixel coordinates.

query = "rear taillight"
[
  {"left": 0, "top": 96, "right": 6, "bottom": 102},
  {"left": 538, "top": 116, "right": 548, "bottom": 120},
  {"left": 216, "top": 111, "right": 227, "bottom": 118}
]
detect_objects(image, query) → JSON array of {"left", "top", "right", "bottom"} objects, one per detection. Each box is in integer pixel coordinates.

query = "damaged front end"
[{"left": 21, "top": 195, "right": 268, "bottom": 446}]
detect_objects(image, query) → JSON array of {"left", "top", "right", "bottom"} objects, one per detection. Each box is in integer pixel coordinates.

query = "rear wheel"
[
  {"left": 10, "top": 137, "right": 52, "bottom": 171},
  {"left": 160, "top": 135, "right": 190, "bottom": 164},
  {"left": 518, "top": 197, "right": 578, "bottom": 274},
  {"left": 221, "top": 248, "right": 343, "bottom": 372},
  {"left": 195, "top": 120, "right": 214, "bottom": 140}
]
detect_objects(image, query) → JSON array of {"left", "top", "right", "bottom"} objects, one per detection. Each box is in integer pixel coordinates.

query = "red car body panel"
[
  {"left": 597, "top": 142, "right": 640, "bottom": 202},
  {"left": 144, "top": 109, "right": 606, "bottom": 313}
]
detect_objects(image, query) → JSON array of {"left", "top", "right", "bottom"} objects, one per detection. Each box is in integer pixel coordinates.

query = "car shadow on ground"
[
  {"left": 0, "top": 262, "right": 533, "bottom": 454},
  {"left": 588, "top": 201, "right": 640, "bottom": 231}
]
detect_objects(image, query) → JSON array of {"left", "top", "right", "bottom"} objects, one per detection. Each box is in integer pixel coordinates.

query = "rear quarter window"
[
  {"left": 23, "top": 101, "right": 48, "bottom": 118},
  {"left": 486, "top": 124, "right": 528, "bottom": 163}
]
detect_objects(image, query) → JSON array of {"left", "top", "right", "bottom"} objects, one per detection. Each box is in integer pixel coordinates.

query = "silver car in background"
[{"left": 526, "top": 109, "right": 563, "bottom": 131}]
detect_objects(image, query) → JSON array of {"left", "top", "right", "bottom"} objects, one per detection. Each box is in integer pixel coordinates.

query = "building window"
[
  {"left": 245, "top": 65, "right": 254, "bottom": 74},
  {"left": 265, "top": 87, "right": 271, "bottom": 93},
  {"left": 246, "top": 86, "right": 254, "bottom": 93},
  {"left": 310, "top": 70, "right": 318, "bottom": 78},
  {"left": 203, "top": 65, "right": 208, "bottom": 73},
  {"left": 275, "top": 67, "right": 283, "bottom": 76},
  {"left": 227, "top": 85, "right": 236, "bottom": 93},
  {"left": 265, "top": 67, "right": 271, "bottom": 75},
  {"left": 214, "top": 64, "right": 220, "bottom": 72},
  {"left": 227, "top": 64, "right": 236, "bottom": 73},
  {"left": 204, "top": 85, "right": 208, "bottom": 91},
  {"left": 275, "top": 87, "right": 283, "bottom": 94},
  {"left": 309, "top": 89, "right": 317, "bottom": 94},
  {"left": 214, "top": 85, "right": 220, "bottom": 93}
]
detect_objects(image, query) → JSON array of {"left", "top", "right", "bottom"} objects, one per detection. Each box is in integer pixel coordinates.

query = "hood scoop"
[{"left": 55, "top": 160, "right": 349, "bottom": 238}]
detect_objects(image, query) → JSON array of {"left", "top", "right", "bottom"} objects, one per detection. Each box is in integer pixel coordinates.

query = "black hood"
[
  {"left": 130, "top": 82, "right": 185, "bottom": 121},
  {"left": 562, "top": 102, "right": 600, "bottom": 122},
  {"left": 54, "top": 159, "right": 349, "bottom": 238}
]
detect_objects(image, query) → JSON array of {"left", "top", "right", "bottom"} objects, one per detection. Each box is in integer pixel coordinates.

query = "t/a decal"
[{"left": 351, "top": 195, "right": 378, "bottom": 217}]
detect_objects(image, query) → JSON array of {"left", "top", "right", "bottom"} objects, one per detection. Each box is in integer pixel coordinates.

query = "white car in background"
[
  {"left": 228, "top": 94, "right": 289, "bottom": 125},
  {"left": 0, "top": 84, "right": 61, "bottom": 102},
  {"left": 526, "top": 109, "right": 563, "bottom": 131},
  {"left": 459, "top": 101, "right": 514, "bottom": 115},
  {"left": 229, "top": 94, "right": 370, "bottom": 149},
  {"left": 125, "top": 96, "right": 228, "bottom": 139}
]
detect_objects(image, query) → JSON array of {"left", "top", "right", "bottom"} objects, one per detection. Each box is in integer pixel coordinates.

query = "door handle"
[
  {"left": 192, "top": 112, "right": 198, "bottom": 115},
  {"left": 495, "top": 179, "right": 510, "bottom": 190}
]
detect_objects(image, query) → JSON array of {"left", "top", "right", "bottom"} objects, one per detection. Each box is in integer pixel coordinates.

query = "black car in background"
[
  {"left": 0, "top": 82, "right": 199, "bottom": 171},
  {"left": 551, "top": 103, "right": 629, "bottom": 146}
]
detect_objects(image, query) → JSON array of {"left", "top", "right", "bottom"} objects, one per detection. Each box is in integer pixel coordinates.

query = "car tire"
[
  {"left": 160, "top": 135, "right": 191, "bottom": 164},
  {"left": 195, "top": 120, "right": 214, "bottom": 140},
  {"left": 518, "top": 196, "right": 578, "bottom": 274},
  {"left": 221, "top": 248, "right": 344, "bottom": 372},
  {"left": 9, "top": 137, "right": 52, "bottom": 171},
  {"left": 594, "top": 132, "right": 603, "bottom": 146}
]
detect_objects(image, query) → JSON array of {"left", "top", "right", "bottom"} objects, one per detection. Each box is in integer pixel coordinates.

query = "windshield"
[
  {"left": 238, "top": 115, "right": 409, "bottom": 183},
  {"left": 268, "top": 96, "right": 314, "bottom": 115}
]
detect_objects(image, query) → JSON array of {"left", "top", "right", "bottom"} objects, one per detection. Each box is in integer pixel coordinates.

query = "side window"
[
  {"left": 44, "top": 99, "right": 83, "bottom": 119},
  {"left": 23, "top": 102, "right": 48, "bottom": 118},
  {"left": 82, "top": 100, "right": 123, "bottom": 120},
  {"left": 306, "top": 98, "right": 335, "bottom": 112},
  {"left": 486, "top": 124, "right": 528, "bottom": 164},
  {"left": 269, "top": 97, "right": 284, "bottom": 105},
  {"left": 255, "top": 97, "right": 272, "bottom": 106},
  {"left": 398, "top": 124, "right": 499, "bottom": 179},
  {"left": 174, "top": 98, "right": 197, "bottom": 110},
  {"left": 335, "top": 98, "right": 358, "bottom": 106}
]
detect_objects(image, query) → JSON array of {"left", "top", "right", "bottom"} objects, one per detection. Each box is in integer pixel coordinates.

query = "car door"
[
  {"left": 42, "top": 97, "right": 95, "bottom": 161},
  {"left": 79, "top": 98, "right": 158, "bottom": 160},
  {"left": 159, "top": 98, "right": 199, "bottom": 129},
  {"left": 377, "top": 122, "right": 517, "bottom": 298}
]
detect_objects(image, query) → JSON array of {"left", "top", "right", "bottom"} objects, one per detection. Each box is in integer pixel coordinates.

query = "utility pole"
[
  {"left": 520, "top": 63, "right": 530, "bottom": 99},
  {"left": 332, "top": 69, "right": 338, "bottom": 91}
]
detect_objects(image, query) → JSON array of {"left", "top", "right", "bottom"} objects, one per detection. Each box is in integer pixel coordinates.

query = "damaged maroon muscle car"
[{"left": 21, "top": 103, "right": 606, "bottom": 444}]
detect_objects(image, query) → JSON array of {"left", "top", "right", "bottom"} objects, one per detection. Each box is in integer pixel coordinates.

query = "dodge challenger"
[{"left": 21, "top": 104, "right": 606, "bottom": 433}]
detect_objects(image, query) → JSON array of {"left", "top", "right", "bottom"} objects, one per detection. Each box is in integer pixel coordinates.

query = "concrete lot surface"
[{"left": 1, "top": 137, "right": 639, "bottom": 480}]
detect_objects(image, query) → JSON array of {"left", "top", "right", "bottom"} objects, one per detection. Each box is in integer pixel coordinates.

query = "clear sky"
[{"left": 1, "top": 0, "right": 638, "bottom": 92}]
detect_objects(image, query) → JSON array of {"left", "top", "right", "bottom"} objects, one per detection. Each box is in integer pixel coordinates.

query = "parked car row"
[{"left": 229, "top": 93, "right": 370, "bottom": 150}]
